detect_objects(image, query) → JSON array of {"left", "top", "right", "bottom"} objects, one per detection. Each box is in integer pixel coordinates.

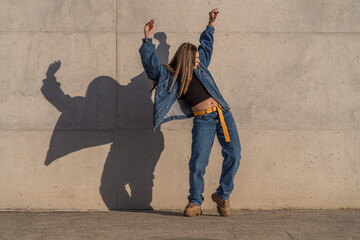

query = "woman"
[{"left": 139, "top": 8, "right": 241, "bottom": 217}]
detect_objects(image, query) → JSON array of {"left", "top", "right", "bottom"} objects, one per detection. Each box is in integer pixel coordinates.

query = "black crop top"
[{"left": 179, "top": 73, "right": 212, "bottom": 107}]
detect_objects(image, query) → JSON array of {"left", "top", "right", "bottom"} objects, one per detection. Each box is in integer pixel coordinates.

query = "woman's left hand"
[{"left": 209, "top": 8, "right": 219, "bottom": 22}]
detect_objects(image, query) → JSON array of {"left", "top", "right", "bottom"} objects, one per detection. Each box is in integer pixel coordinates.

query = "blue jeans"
[{"left": 188, "top": 107, "right": 241, "bottom": 206}]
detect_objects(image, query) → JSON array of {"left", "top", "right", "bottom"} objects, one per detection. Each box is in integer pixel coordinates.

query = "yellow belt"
[{"left": 193, "top": 104, "right": 231, "bottom": 142}]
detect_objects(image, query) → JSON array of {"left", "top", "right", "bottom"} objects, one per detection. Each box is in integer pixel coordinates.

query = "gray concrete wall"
[{"left": 0, "top": 0, "right": 359, "bottom": 210}]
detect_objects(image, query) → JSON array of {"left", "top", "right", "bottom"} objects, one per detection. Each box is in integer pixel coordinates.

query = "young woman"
[{"left": 139, "top": 9, "right": 241, "bottom": 217}]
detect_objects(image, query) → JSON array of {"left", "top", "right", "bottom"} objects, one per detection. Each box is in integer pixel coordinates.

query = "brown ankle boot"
[
  {"left": 211, "top": 192, "right": 230, "bottom": 217},
  {"left": 183, "top": 203, "right": 202, "bottom": 217}
]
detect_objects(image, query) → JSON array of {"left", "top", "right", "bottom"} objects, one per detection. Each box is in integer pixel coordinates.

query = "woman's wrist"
[{"left": 208, "top": 21, "right": 215, "bottom": 27}]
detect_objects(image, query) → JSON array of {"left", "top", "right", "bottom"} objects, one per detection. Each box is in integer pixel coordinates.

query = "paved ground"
[{"left": 0, "top": 209, "right": 359, "bottom": 239}]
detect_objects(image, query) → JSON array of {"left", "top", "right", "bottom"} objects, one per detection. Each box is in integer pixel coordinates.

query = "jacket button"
[
  {"left": 165, "top": 106, "right": 168, "bottom": 108},
  {"left": 157, "top": 115, "right": 161, "bottom": 118}
]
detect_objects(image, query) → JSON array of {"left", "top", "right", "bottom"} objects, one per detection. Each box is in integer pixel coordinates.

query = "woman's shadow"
[{"left": 41, "top": 32, "right": 170, "bottom": 210}]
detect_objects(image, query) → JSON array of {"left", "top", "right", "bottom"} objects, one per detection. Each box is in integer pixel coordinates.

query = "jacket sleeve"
[
  {"left": 139, "top": 38, "right": 164, "bottom": 82},
  {"left": 198, "top": 25, "right": 215, "bottom": 69}
]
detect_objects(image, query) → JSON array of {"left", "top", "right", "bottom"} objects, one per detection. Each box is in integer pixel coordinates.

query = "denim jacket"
[{"left": 139, "top": 25, "right": 231, "bottom": 130}]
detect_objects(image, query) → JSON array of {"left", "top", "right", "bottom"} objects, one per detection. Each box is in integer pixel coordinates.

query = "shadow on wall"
[{"left": 40, "top": 32, "right": 170, "bottom": 210}]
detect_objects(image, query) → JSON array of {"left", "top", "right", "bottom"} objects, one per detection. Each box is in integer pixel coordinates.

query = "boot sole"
[{"left": 183, "top": 210, "right": 202, "bottom": 217}]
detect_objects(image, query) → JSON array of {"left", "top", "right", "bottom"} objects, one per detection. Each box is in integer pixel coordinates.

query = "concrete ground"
[{"left": 0, "top": 209, "right": 359, "bottom": 240}]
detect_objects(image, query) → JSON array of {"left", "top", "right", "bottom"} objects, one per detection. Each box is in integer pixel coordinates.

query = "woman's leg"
[
  {"left": 188, "top": 112, "right": 217, "bottom": 206},
  {"left": 215, "top": 109, "right": 241, "bottom": 200}
]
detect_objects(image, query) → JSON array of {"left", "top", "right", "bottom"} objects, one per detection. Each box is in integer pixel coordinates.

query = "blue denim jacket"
[{"left": 139, "top": 25, "right": 231, "bottom": 129}]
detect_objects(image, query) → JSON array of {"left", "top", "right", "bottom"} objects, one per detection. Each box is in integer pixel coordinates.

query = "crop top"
[{"left": 178, "top": 73, "right": 212, "bottom": 107}]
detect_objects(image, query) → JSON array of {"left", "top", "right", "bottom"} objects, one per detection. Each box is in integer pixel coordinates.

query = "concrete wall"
[{"left": 0, "top": 0, "right": 359, "bottom": 210}]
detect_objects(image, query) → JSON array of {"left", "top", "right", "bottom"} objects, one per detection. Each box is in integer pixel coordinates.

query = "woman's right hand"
[{"left": 144, "top": 19, "right": 155, "bottom": 38}]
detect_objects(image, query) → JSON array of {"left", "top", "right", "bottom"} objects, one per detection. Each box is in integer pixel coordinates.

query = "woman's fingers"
[
  {"left": 148, "top": 19, "right": 154, "bottom": 30},
  {"left": 146, "top": 19, "right": 154, "bottom": 25},
  {"left": 145, "top": 19, "right": 154, "bottom": 30},
  {"left": 210, "top": 8, "right": 219, "bottom": 15}
]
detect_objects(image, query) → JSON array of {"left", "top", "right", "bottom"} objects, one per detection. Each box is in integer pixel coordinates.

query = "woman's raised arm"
[
  {"left": 198, "top": 8, "right": 219, "bottom": 69},
  {"left": 139, "top": 19, "right": 164, "bottom": 82}
]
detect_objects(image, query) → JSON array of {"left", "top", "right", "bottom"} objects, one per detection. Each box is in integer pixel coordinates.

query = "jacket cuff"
[
  {"left": 142, "top": 38, "right": 153, "bottom": 44},
  {"left": 206, "top": 25, "right": 215, "bottom": 33}
]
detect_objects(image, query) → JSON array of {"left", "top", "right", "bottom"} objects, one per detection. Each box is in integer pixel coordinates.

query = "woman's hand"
[
  {"left": 144, "top": 19, "right": 155, "bottom": 38},
  {"left": 208, "top": 8, "right": 219, "bottom": 26}
]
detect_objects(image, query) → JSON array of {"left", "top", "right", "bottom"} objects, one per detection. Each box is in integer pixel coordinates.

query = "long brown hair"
[{"left": 149, "top": 42, "right": 197, "bottom": 97}]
